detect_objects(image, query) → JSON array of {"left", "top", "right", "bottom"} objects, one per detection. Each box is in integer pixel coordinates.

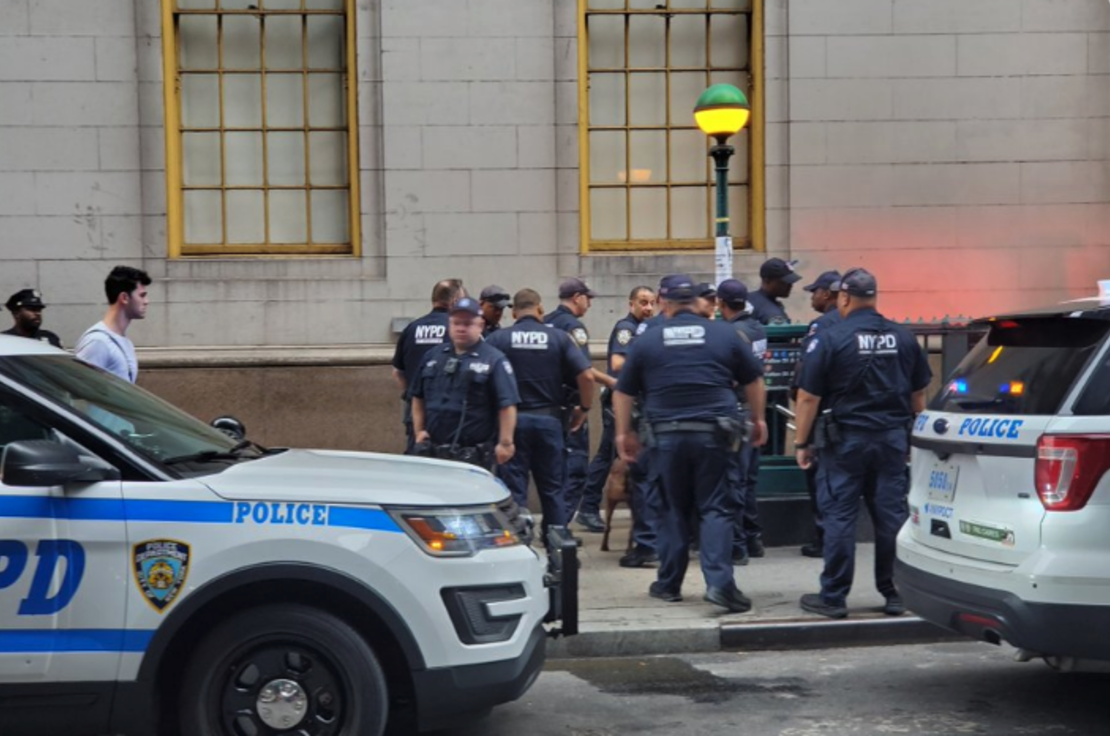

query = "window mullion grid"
[
  {"left": 704, "top": 10, "right": 712, "bottom": 240},
  {"left": 260, "top": 12, "right": 271, "bottom": 245},
  {"left": 623, "top": 11, "right": 631, "bottom": 243},
  {"left": 217, "top": 13, "right": 228, "bottom": 246},
  {"left": 664, "top": 10, "right": 672, "bottom": 242},
  {"left": 302, "top": 12, "right": 313, "bottom": 246}
]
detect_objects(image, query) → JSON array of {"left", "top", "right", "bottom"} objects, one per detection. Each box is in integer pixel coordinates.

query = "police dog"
[{"left": 600, "top": 457, "right": 635, "bottom": 553}]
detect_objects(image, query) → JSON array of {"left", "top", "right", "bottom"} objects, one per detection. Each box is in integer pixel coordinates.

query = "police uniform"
[
  {"left": 749, "top": 258, "right": 801, "bottom": 326},
  {"left": 544, "top": 302, "right": 593, "bottom": 522},
  {"left": 582, "top": 312, "right": 655, "bottom": 552},
  {"left": 617, "top": 276, "right": 764, "bottom": 610},
  {"left": 410, "top": 337, "right": 519, "bottom": 470},
  {"left": 487, "top": 316, "right": 590, "bottom": 529},
  {"left": 718, "top": 280, "right": 768, "bottom": 563},
  {"left": 392, "top": 307, "right": 449, "bottom": 452},
  {"left": 3, "top": 289, "right": 62, "bottom": 348},
  {"left": 797, "top": 270, "right": 931, "bottom": 613}
]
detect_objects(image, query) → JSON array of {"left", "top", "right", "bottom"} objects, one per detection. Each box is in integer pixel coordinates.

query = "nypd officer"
[
  {"left": 479, "top": 284, "right": 512, "bottom": 338},
  {"left": 748, "top": 258, "right": 802, "bottom": 325},
  {"left": 487, "top": 289, "right": 594, "bottom": 533},
  {"left": 716, "top": 279, "right": 768, "bottom": 565},
  {"left": 795, "top": 270, "right": 842, "bottom": 559},
  {"left": 545, "top": 278, "right": 616, "bottom": 525},
  {"left": 615, "top": 275, "right": 768, "bottom": 613},
  {"left": 4, "top": 289, "right": 62, "bottom": 348},
  {"left": 392, "top": 279, "right": 466, "bottom": 453},
  {"left": 794, "top": 268, "right": 931, "bottom": 619},
  {"left": 410, "top": 297, "right": 519, "bottom": 470}
]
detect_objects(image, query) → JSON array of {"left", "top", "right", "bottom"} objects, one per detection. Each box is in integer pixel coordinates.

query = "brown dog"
[{"left": 600, "top": 456, "right": 635, "bottom": 553}]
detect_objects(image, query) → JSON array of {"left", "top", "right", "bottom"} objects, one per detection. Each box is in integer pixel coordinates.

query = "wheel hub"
[{"left": 256, "top": 678, "right": 308, "bottom": 730}]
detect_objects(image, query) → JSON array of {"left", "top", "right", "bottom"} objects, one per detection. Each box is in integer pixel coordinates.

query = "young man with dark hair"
[{"left": 75, "top": 266, "right": 152, "bottom": 383}]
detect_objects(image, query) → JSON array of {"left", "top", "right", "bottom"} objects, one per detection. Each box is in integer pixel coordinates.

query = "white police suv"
[
  {"left": 896, "top": 299, "right": 1110, "bottom": 666},
  {"left": 0, "top": 335, "right": 575, "bottom": 735}
]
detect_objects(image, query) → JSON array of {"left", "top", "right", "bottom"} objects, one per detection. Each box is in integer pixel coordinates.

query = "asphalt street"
[{"left": 440, "top": 642, "right": 1110, "bottom": 736}]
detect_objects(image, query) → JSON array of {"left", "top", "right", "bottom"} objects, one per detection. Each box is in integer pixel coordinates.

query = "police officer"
[
  {"left": 410, "top": 297, "right": 519, "bottom": 470},
  {"left": 3, "top": 289, "right": 62, "bottom": 348},
  {"left": 487, "top": 289, "right": 594, "bottom": 533},
  {"left": 695, "top": 283, "right": 717, "bottom": 319},
  {"left": 795, "top": 270, "right": 842, "bottom": 559},
  {"left": 582, "top": 285, "right": 657, "bottom": 563},
  {"left": 794, "top": 268, "right": 931, "bottom": 619},
  {"left": 716, "top": 279, "right": 768, "bottom": 565},
  {"left": 748, "top": 258, "right": 802, "bottom": 325},
  {"left": 614, "top": 275, "right": 767, "bottom": 613},
  {"left": 392, "top": 279, "right": 466, "bottom": 453},
  {"left": 545, "top": 278, "right": 615, "bottom": 526},
  {"left": 479, "top": 285, "right": 512, "bottom": 338}
]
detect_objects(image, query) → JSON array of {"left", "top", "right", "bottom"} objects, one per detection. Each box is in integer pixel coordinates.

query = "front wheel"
[{"left": 179, "top": 604, "right": 388, "bottom": 736}]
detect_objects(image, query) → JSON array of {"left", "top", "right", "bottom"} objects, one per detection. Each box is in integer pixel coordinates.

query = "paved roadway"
[{"left": 442, "top": 642, "right": 1110, "bottom": 736}]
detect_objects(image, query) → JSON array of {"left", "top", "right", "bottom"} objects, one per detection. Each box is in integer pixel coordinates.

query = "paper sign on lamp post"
[{"left": 694, "top": 83, "right": 751, "bottom": 286}]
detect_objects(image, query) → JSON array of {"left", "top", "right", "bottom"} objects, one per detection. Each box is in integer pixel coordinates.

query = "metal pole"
[{"left": 710, "top": 140, "right": 735, "bottom": 285}]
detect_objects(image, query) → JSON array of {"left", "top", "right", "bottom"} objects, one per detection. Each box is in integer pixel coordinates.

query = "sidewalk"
[{"left": 547, "top": 512, "right": 953, "bottom": 659}]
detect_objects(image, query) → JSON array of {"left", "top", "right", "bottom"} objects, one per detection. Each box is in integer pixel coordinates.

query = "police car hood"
[{"left": 201, "top": 449, "right": 507, "bottom": 506}]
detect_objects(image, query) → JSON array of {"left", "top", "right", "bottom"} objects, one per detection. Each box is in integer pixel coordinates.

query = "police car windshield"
[
  {"left": 930, "top": 318, "right": 1110, "bottom": 415},
  {"left": 0, "top": 354, "right": 250, "bottom": 471}
]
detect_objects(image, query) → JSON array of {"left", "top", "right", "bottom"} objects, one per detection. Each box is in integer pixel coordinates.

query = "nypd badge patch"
[
  {"left": 133, "top": 540, "right": 190, "bottom": 613},
  {"left": 572, "top": 327, "right": 589, "bottom": 346},
  {"left": 616, "top": 329, "right": 633, "bottom": 346}
]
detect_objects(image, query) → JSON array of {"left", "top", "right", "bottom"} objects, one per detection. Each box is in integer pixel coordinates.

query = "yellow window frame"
[
  {"left": 577, "top": 0, "right": 765, "bottom": 254},
  {"left": 161, "top": 0, "right": 361, "bottom": 258}
]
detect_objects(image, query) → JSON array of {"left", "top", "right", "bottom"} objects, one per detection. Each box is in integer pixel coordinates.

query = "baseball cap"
[
  {"left": 6, "top": 289, "right": 45, "bottom": 312},
  {"left": 697, "top": 282, "right": 717, "bottom": 299},
  {"left": 658, "top": 274, "right": 696, "bottom": 302},
  {"left": 716, "top": 279, "right": 749, "bottom": 305},
  {"left": 479, "top": 285, "right": 511, "bottom": 308},
  {"left": 838, "top": 268, "right": 878, "bottom": 297},
  {"left": 449, "top": 296, "right": 482, "bottom": 317},
  {"left": 558, "top": 277, "right": 597, "bottom": 300},
  {"left": 760, "top": 258, "right": 802, "bottom": 284},
  {"left": 803, "top": 270, "right": 842, "bottom": 293}
]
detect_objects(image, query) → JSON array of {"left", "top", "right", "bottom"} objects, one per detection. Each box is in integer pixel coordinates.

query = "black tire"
[{"left": 179, "top": 604, "right": 388, "bottom": 736}]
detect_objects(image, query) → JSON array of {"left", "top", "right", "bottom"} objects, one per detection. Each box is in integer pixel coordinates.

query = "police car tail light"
[
  {"left": 1035, "top": 435, "right": 1110, "bottom": 512},
  {"left": 389, "top": 506, "right": 521, "bottom": 557}
]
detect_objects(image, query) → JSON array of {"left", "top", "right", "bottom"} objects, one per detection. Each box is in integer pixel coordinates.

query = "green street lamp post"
[{"left": 694, "top": 83, "right": 751, "bottom": 285}]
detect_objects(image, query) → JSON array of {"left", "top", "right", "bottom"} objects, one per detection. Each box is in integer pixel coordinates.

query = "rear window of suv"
[{"left": 930, "top": 317, "right": 1110, "bottom": 416}]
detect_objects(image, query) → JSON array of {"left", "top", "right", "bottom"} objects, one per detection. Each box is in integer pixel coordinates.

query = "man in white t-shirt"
[{"left": 75, "top": 265, "right": 152, "bottom": 383}]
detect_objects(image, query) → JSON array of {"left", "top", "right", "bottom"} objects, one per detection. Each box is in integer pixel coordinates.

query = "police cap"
[
  {"left": 760, "top": 257, "right": 802, "bottom": 284},
  {"left": 658, "top": 274, "right": 696, "bottom": 303},
  {"left": 558, "top": 277, "right": 597, "bottom": 300},
  {"left": 450, "top": 296, "right": 483, "bottom": 317},
  {"left": 838, "top": 268, "right": 878, "bottom": 297},
  {"left": 479, "top": 285, "right": 512, "bottom": 308},
  {"left": 803, "top": 270, "right": 842, "bottom": 293},
  {"left": 6, "top": 289, "right": 45, "bottom": 312},
  {"left": 697, "top": 282, "right": 717, "bottom": 299},
  {"left": 716, "top": 279, "right": 748, "bottom": 306}
]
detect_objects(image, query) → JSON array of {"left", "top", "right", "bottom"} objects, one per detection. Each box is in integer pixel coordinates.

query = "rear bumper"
[
  {"left": 895, "top": 558, "right": 1110, "bottom": 660},
  {"left": 412, "top": 621, "right": 545, "bottom": 732}
]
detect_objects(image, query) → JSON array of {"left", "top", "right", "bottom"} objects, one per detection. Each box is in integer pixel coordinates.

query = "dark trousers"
[
  {"left": 581, "top": 411, "right": 615, "bottom": 518},
  {"left": 402, "top": 397, "right": 414, "bottom": 455},
  {"left": 626, "top": 448, "right": 658, "bottom": 553},
  {"left": 804, "top": 463, "right": 825, "bottom": 546},
  {"left": 732, "top": 444, "right": 762, "bottom": 555},
  {"left": 815, "top": 428, "right": 909, "bottom": 606},
  {"left": 562, "top": 423, "right": 591, "bottom": 520},
  {"left": 497, "top": 413, "right": 568, "bottom": 530},
  {"left": 653, "top": 431, "right": 736, "bottom": 592}
]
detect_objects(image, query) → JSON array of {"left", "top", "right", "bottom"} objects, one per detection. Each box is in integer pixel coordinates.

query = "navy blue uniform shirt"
[
  {"left": 544, "top": 304, "right": 591, "bottom": 402},
  {"left": 617, "top": 311, "right": 764, "bottom": 424},
  {"left": 2, "top": 326, "right": 62, "bottom": 348},
  {"left": 391, "top": 308, "right": 448, "bottom": 397},
  {"left": 726, "top": 312, "right": 768, "bottom": 363},
  {"left": 411, "top": 340, "right": 520, "bottom": 446},
  {"left": 747, "top": 289, "right": 790, "bottom": 325},
  {"left": 487, "top": 316, "right": 590, "bottom": 411},
  {"left": 606, "top": 313, "right": 644, "bottom": 376},
  {"left": 791, "top": 308, "right": 841, "bottom": 393},
  {"left": 798, "top": 307, "right": 932, "bottom": 432}
]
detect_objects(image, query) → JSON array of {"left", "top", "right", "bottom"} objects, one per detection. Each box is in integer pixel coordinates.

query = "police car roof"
[
  {"left": 0, "top": 334, "right": 67, "bottom": 356},
  {"left": 972, "top": 298, "right": 1110, "bottom": 324}
]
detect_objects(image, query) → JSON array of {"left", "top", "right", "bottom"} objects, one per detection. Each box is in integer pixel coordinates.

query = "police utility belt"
[
  {"left": 413, "top": 440, "right": 493, "bottom": 468},
  {"left": 647, "top": 417, "right": 747, "bottom": 452}
]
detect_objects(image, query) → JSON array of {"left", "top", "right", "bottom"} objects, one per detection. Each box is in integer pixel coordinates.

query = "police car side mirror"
[
  {"left": 211, "top": 415, "right": 246, "bottom": 441},
  {"left": 0, "top": 440, "right": 121, "bottom": 487}
]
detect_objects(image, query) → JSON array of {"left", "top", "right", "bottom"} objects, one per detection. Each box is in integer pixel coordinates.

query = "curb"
[{"left": 547, "top": 616, "right": 960, "bottom": 660}]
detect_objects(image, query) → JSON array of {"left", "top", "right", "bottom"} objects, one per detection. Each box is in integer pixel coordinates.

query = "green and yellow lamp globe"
[{"left": 694, "top": 84, "right": 750, "bottom": 143}]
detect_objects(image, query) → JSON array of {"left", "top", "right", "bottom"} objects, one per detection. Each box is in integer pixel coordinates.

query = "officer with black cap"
[
  {"left": 614, "top": 274, "right": 768, "bottom": 613},
  {"left": 3, "top": 289, "right": 62, "bottom": 348},
  {"left": 695, "top": 282, "right": 717, "bottom": 319},
  {"left": 794, "top": 270, "right": 842, "bottom": 558},
  {"left": 545, "top": 277, "right": 615, "bottom": 529},
  {"left": 487, "top": 289, "right": 594, "bottom": 533},
  {"left": 717, "top": 279, "right": 768, "bottom": 565},
  {"left": 479, "top": 285, "right": 512, "bottom": 338},
  {"left": 748, "top": 257, "right": 802, "bottom": 325},
  {"left": 794, "top": 268, "right": 932, "bottom": 619},
  {"left": 392, "top": 279, "right": 466, "bottom": 453},
  {"left": 410, "top": 296, "right": 519, "bottom": 470}
]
